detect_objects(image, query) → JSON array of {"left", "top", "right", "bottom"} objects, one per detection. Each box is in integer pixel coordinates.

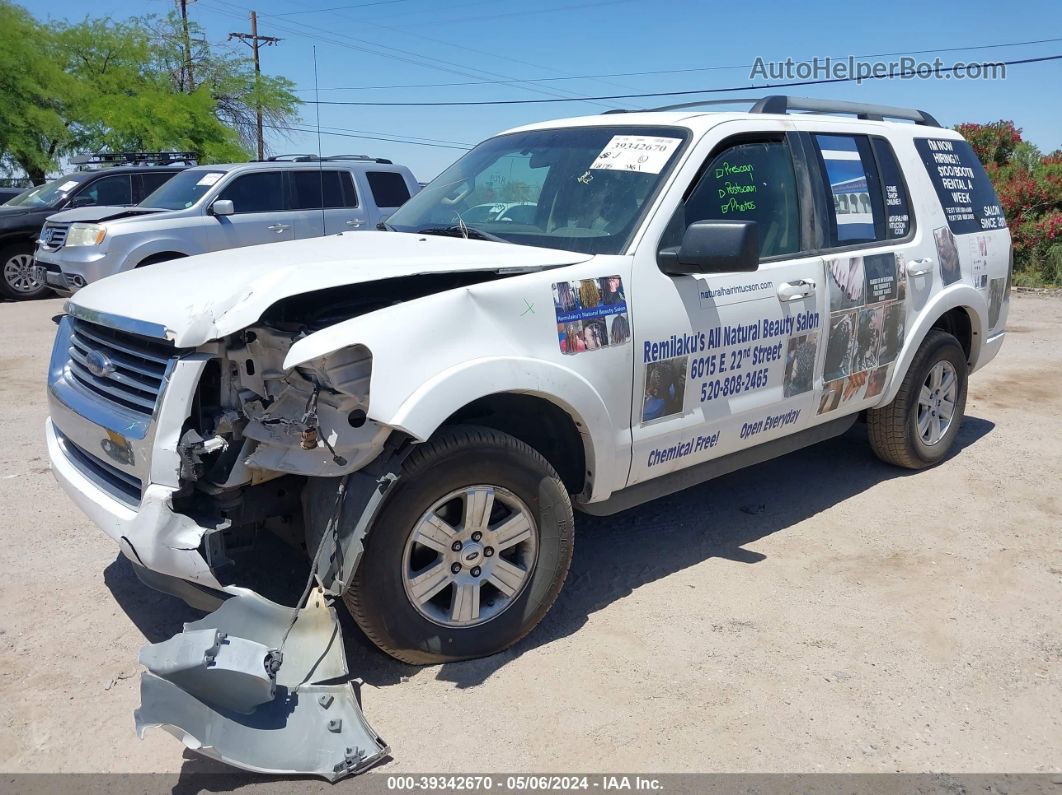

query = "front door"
[
  {"left": 628, "top": 133, "right": 827, "bottom": 486},
  {"left": 214, "top": 170, "right": 295, "bottom": 248}
]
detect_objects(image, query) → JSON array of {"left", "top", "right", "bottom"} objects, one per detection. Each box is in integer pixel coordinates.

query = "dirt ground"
[{"left": 0, "top": 293, "right": 1059, "bottom": 779}]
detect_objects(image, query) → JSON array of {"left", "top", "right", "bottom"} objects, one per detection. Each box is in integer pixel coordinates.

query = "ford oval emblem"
[{"left": 85, "top": 350, "right": 115, "bottom": 379}]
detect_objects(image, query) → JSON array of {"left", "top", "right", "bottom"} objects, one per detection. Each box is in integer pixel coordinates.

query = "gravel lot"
[{"left": 0, "top": 293, "right": 1059, "bottom": 779}]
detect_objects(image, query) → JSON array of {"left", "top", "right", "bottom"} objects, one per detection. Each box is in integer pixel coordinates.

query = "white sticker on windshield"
[
  {"left": 589, "top": 135, "right": 681, "bottom": 174},
  {"left": 196, "top": 172, "right": 223, "bottom": 186},
  {"left": 58, "top": 180, "right": 79, "bottom": 193}
]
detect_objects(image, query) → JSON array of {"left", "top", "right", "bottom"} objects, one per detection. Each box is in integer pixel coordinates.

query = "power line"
[
  {"left": 263, "top": 122, "right": 472, "bottom": 149},
  {"left": 294, "top": 53, "right": 1062, "bottom": 107},
  {"left": 271, "top": 0, "right": 411, "bottom": 16},
  {"left": 201, "top": 0, "right": 625, "bottom": 109},
  {"left": 298, "top": 36, "right": 1062, "bottom": 91}
]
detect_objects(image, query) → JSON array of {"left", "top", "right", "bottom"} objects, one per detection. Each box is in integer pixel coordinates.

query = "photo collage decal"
[
  {"left": 553, "top": 276, "right": 630, "bottom": 355},
  {"left": 819, "top": 253, "right": 907, "bottom": 415}
]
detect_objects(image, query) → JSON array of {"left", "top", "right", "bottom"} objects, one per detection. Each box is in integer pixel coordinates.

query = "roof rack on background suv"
[
  {"left": 68, "top": 151, "right": 200, "bottom": 170},
  {"left": 264, "top": 154, "right": 394, "bottom": 164},
  {"left": 605, "top": 95, "right": 941, "bottom": 127}
]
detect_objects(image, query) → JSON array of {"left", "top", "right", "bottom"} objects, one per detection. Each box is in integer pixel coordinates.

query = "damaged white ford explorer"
[{"left": 45, "top": 96, "right": 1010, "bottom": 778}]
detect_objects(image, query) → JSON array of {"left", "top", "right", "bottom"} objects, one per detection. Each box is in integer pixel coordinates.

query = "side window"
[
  {"left": 813, "top": 134, "right": 886, "bottom": 246},
  {"left": 137, "top": 171, "right": 176, "bottom": 202},
  {"left": 366, "top": 171, "right": 411, "bottom": 208},
  {"left": 290, "top": 170, "right": 355, "bottom": 210},
  {"left": 218, "top": 171, "right": 286, "bottom": 214},
  {"left": 78, "top": 175, "right": 132, "bottom": 206},
  {"left": 871, "top": 138, "right": 912, "bottom": 239},
  {"left": 680, "top": 139, "right": 800, "bottom": 259},
  {"left": 914, "top": 137, "right": 1007, "bottom": 234}
]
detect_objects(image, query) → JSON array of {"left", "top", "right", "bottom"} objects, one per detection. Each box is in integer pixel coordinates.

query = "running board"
[{"left": 582, "top": 414, "right": 858, "bottom": 516}]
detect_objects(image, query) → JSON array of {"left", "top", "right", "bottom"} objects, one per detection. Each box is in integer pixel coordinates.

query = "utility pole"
[
  {"left": 229, "top": 11, "right": 280, "bottom": 160},
  {"left": 177, "top": 0, "right": 195, "bottom": 92}
]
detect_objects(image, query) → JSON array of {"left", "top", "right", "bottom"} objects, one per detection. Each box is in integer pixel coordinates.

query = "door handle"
[
  {"left": 267, "top": 223, "right": 290, "bottom": 233},
  {"left": 906, "top": 257, "right": 934, "bottom": 277},
  {"left": 345, "top": 219, "right": 364, "bottom": 228},
  {"left": 777, "top": 279, "right": 816, "bottom": 302}
]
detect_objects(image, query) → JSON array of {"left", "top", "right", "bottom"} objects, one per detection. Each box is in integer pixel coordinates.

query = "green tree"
[
  {"left": 144, "top": 11, "right": 301, "bottom": 156},
  {"left": 957, "top": 121, "right": 1062, "bottom": 285},
  {"left": 0, "top": 1, "right": 301, "bottom": 180},
  {"left": 0, "top": 1, "right": 73, "bottom": 182}
]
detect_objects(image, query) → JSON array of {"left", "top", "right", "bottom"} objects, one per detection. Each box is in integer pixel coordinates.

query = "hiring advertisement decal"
[
  {"left": 553, "top": 276, "right": 630, "bottom": 355},
  {"left": 819, "top": 253, "right": 906, "bottom": 415},
  {"left": 914, "top": 138, "right": 1007, "bottom": 235}
]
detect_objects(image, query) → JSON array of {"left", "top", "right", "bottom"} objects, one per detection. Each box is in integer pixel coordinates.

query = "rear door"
[
  {"left": 801, "top": 128, "right": 922, "bottom": 416},
  {"left": 288, "top": 169, "right": 365, "bottom": 237},
  {"left": 214, "top": 170, "right": 294, "bottom": 247}
]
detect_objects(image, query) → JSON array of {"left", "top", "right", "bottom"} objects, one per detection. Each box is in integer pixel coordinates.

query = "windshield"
[
  {"left": 3, "top": 175, "right": 83, "bottom": 208},
  {"left": 386, "top": 126, "right": 689, "bottom": 255},
  {"left": 140, "top": 169, "right": 226, "bottom": 210}
]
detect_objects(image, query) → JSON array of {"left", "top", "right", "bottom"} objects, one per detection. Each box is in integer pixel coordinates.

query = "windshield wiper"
[{"left": 415, "top": 225, "right": 506, "bottom": 243}]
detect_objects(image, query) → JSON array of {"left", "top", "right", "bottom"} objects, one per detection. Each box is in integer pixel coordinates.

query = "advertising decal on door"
[{"left": 819, "top": 252, "right": 907, "bottom": 415}]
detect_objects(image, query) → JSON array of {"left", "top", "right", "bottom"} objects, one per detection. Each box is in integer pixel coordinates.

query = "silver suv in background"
[{"left": 34, "top": 155, "right": 419, "bottom": 293}]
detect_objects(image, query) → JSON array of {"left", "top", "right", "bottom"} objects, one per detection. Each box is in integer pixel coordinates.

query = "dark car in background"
[{"left": 0, "top": 152, "right": 195, "bottom": 300}]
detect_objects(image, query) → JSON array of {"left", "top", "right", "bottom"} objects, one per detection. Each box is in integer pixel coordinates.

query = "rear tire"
[
  {"left": 867, "top": 329, "right": 968, "bottom": 469},
  {"left": 344, "top": 426, "right": 574, "bottom": 665},
  {"left": 1, "top": 244, "right": 50, "bottom": 300}
]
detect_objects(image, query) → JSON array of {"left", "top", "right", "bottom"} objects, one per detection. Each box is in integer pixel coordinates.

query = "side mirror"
[
  {"left": 211, "top": 199, "right": 234, "bottom": 217},
  {"left": 70, "top": 196, "right": 94, "bottom": 208},
  {"left": 658, "top": 220, "right": 759, "bottom": 275}
]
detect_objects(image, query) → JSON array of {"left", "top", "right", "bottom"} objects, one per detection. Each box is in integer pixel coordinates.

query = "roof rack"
[
  {"left": 264, "top": 153, "right": 393, "bottom": 164},
  {"left": 68, "top": 151, "right": 199, "bottom": 170},
  {"left": 608, "top": 95, "right": 940, "bottom": 127}
]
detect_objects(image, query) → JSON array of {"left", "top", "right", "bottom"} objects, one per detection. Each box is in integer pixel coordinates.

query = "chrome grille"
[
  {"left": 66, "top": 318, "right": 175, "bottom": 416},
  {"left": 40, "top": 222, "right": 69, "bottom": 250},
  {"left": 55, "top": 427, "right": 143, "bottom": 507}
]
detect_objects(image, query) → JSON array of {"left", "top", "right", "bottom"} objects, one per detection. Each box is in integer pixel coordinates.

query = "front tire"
[
  {"left": 345, "top": 426, "right": 574, "bottom": 665},
  {"left": 868, "top": 329, "right": 968, "bottom": 469},
  {"left": 1, "top": 244, "right": 50, "bottom": 300}
]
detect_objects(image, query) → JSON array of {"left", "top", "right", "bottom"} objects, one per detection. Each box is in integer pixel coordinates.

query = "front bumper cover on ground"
[{"left": 134, "top": 589, "right": 388, "bottom": 781}]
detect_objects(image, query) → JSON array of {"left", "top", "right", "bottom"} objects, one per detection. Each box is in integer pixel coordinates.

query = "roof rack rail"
[
  {"left": 750, "top": 95, "right": 940, "bottom": 126},
  {"left": 264, "top": 153, "right": 393, "bottom": 164},
  {"left": 68, "top": 151, "right": 200, "bottom": 170},
  {"left": 608, "top": 95, "right": 940, "bottom": 126}
]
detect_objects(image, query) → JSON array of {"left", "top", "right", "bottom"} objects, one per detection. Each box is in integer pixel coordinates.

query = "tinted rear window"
[
  {"left": 366, "top": 171, "right": 411, "bottom": 207},
  {"left": 291, "top": 170, "right": 357, "bottom": 209},
  {"left": 914, "top": 137, "right": 1006, "bottom": 234}
]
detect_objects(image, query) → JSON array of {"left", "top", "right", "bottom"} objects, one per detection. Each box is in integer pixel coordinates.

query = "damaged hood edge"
[{"left": 67, "top": 231, "right": 593, "bottom": 347}]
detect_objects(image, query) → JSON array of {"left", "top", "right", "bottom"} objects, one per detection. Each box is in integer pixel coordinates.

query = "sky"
[{"left": 32, "top": 0, "right": 1062, "bottom": 182}]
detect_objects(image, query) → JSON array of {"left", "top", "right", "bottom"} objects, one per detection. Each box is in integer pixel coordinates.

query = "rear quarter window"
[
  {"left": 914, "top": 137, "right": 1007, "bottom": 234},
  {"left": 366, "top": 171, "right": 411, "bottom": 208}
]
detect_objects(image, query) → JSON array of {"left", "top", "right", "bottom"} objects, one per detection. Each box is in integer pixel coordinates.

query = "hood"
[
  {"left": 68, "top": 231, "right": 593, "bottom": 347},
  {"left": 0, "top": 205, "right": 38, "bottom": 220},
  {"left": 45, "top": 205, "right": 163, "bottom": 224}
]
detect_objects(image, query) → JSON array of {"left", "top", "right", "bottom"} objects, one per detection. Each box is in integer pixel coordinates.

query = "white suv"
[
  {"left": 34, "top": 155, "right": 419, "bottom": 292},
  {"left": 44, "top": 96, "right": 1010, "bottom": 778}
]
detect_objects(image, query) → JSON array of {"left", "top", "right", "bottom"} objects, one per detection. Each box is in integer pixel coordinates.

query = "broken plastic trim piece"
[{"left": 135, "top": 590, "right": 388, "bottom": 781}]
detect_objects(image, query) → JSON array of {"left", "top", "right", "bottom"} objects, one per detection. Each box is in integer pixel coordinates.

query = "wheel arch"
[
  {"left": 441, "top": 392, "right": 588, "bottom": 497},
  {"left": 878, "top": 284, "right": 986, "bottom": 407},
  {"left": 137, "top": 251, "right": 187, "bottom": 268}
]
